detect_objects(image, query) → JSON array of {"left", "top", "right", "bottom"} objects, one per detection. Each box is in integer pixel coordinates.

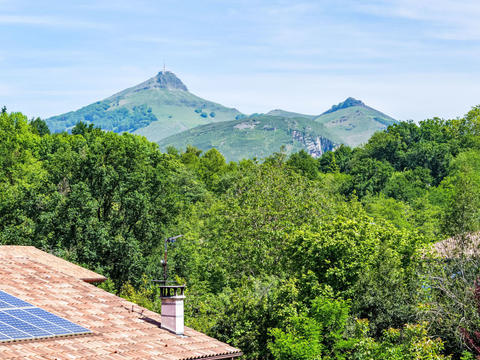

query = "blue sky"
[{"left": 1, "top": 0, "right": 480, "bottom": 121}]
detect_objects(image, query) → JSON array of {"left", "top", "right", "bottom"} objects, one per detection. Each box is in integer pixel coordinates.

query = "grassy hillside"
[
  {"left": 119, "top": 88, "right": 241, "bottom": 142},
  {"left": 264, "top": 98, "right": 397, "bottom": 148},
  {"left": 158, "top": 98, "right": 397, "bottom": 161},
  {"left": 158, "top": 114, "right": 337, "bottom": 162},
  {"left": 46, "top": 75, "right": 396, "bottom": 151},
  {"left": 314, "top": 98, "right": 397, "bottom": 147},
  {"left": 265, "top": 109, "right": 317, "bottom": 120},
  {"left": 46, "top": 71, "right": 242, "bottom": 142}
]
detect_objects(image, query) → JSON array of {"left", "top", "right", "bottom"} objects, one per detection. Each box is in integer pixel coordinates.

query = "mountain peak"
[
  {"left": 152, "top": 71, "right": 188, "bottom": 91},
  {"left": 322, "top": 97, "right": 365, "bottom": 115},
  {"left": 124, "top": 71, "right": 188, "bottom": 94}
]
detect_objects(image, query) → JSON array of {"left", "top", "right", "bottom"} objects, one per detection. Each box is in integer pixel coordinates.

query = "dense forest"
[{"left": 1, "top": 105, "right": 480, "bottom": 359}]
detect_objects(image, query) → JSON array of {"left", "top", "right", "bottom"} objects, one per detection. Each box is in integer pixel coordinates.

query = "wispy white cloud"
[{"left": 0, "top": 14, "right": 109, "bottom": 30}]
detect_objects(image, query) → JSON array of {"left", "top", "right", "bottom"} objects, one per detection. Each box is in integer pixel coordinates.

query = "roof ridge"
[{"left": 0, "top": 246, "right": 106, "bottom": 283}]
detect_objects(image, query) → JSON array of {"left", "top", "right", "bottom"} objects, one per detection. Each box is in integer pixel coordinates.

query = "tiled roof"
[
  {"left": 0, "top": 246, "right": 242, "bottom": 360},
  {"left": 0, "top": 246, "right": 106, "bottom": 283},
  {"left": 432, "top": 233, "right": 480, "bottom": 258}
]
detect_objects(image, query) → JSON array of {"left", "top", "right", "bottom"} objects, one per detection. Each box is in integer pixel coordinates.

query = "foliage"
[
  {"left": 269, "top": 294, "right": 350, "bottom": 360},
  {"left": 439, "top": 150, "right": 480, "bottom": 236},
  {"left": 29, "top": 117, "right": 50, "bottom": 136},
  {"left": 119, "top": 275, "right": 162, "bottom": 314},
  {"left": 48, "top": 101, "right": 158, "bottom": 133},
  {"left": 4, "top": 105, "right": 480, "bottom": 359},
  {"left": 459, "top": 280, "right": 480, "bottom": 358},
  {"left": 347, "top": 321, "right": 451, "bottom": 360},
  {"left": 419, "top": 239, "right": 480, "bottom": 356},
  {"left": 287, "top": 149, "right": 320, "bottom": 179},
  {"left": 0, "top": 111, "right": 206, "bottom": 286},
  {"left": 270, "top": 298, "right": 451, "bottom": 360}
]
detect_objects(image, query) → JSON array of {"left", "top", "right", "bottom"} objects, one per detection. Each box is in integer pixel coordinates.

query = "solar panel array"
[{"left": 0, "top": 290, "right": 91, "bottom": 342}]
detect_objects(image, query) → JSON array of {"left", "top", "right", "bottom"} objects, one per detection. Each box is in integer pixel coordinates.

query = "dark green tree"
[
  {"left": 287, "top": 150, "right": 319, "bottom": 179},
  {"left": 30, "top": 117, "right": 50, "bottom": 136}
]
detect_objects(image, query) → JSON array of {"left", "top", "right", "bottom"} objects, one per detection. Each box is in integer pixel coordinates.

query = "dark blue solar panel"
[
  {"left": 0, "top": 291, "right": 31, "bottom": 308},
  {"left": 0, "top": 312, "right": 51, "bottom": 337},
  {"left": 0, "top": 290, "right": 91, "bottom": 342},
  {"left": 0, "top": 300, "right": 13, "bottom": 309},
  {"left": 4, "top": 309, "right": 71, "bottom": 336},
  {"left": 24, "top": 308, "right": 90, "bottom": 334},
  {"left": 0, "top": 322, "right": 31, "bottom": 340}
]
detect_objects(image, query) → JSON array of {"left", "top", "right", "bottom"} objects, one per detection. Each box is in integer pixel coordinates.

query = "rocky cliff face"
[{"left": 291, "top": 129, "right": 336, "bottom": 157}]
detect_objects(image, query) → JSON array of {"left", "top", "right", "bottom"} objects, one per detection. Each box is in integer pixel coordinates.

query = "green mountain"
[
  {"left": 46, "top": 71, "right": 396, "bottom": 160},
  {"left": 265, "top": 109, "right": 316, "bottom": 120},
  {"left": 265, "top": 98, "right": 396, "bottom": 148},
  {"left": 159, "top": 97, "right": 397, "bottom": 161},
  {"left": 158, "top": 114, "right": 336, "bottom": 162},
  {"left": 313, "top": 97, "right": 397, "bottom": 147},
  {"left": 45, "top": 71, "right": 242, "bottom": 142}
]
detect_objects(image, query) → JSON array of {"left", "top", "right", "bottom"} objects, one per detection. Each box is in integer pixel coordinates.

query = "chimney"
[{"left": 160, "top": 285, "right": 185, "bottom": 335}]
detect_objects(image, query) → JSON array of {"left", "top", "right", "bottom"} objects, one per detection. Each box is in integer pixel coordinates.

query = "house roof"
[
  {"left": 432, "top": 233, "right": 480, "bottom": 259},
  {"left": 0, "top": 246, "right": 107, "bottom": 283},
  {"left": 0, "top": 246, "right": 242, "bottom": 360}
]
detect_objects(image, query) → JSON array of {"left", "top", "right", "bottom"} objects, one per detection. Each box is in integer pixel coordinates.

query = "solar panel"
[
  {"left": 0, "top": 292, "right": 31, "bottom": 308},
  {"left": 4, "top": 309, "right": 72, "bottom": 335},
  {"left": 0, "top": 301, "right": 12, "bottom": 309},
  {"left": 0, "top": 322, "right": 31, "bottom": 340},
  {"left": 24, "top": 308, "right": 90, "bottom": 334},
  {"left": 0, "top": 290, "right": 91, "bottom": 342},
  {"left": 0, "top": 332, "right": 11, "bottom": 341}
]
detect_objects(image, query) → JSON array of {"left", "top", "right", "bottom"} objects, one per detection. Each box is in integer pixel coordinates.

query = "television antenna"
[{"left": 160, "top": 234, "right": 183, "bottom": 283}]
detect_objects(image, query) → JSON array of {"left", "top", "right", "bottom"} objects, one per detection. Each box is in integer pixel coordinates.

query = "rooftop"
[
  {"left": 0, "top": 246, "right": 106, "bottom": 283},
  {"left": 0, "top": 246, "right": 242, "bottom": 360},
  {"left": 432, "top": 233, "right": 480, "bottom": 258}
]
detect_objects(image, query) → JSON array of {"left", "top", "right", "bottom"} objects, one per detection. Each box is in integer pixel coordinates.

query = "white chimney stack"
[{"left": 160, "top": 285, "right": 185, "bottom": 335}]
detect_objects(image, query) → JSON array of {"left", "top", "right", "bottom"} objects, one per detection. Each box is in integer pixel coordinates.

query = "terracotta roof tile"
[
  {"left": 432, "top": 233, "right": 480, "bottom": 258},
  {"left": 0, "top": 246, "right": 242, "bottom": 359},
  {"left": 0, "top": 246, "right": 106, "bottom": 283}
]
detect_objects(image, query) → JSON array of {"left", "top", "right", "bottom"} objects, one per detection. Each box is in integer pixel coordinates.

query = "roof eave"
[
  {"left": 81, "top": 277, "right": 107, "bottom": 284},
  {"left": 189, "top": 352, "right": 243, "bottom": 360}
]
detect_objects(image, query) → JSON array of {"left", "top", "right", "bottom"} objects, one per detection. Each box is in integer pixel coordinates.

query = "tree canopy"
[{"left": 1, "top": 107, "right": 480, "bottom": 359}]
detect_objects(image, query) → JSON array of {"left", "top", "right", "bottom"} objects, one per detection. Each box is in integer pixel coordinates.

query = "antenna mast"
[
  {"left": 163, "top": 60, "right": 166, "bottom": 74},
  {"left": 161, "top": 234, "right": 183, "bottom": 283}
]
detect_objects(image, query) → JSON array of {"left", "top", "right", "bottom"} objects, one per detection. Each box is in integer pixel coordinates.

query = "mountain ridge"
[
  {"left": 265, "top": 109, "right": 317, "bottom": 120},
  {"left": 158, "top": 114, "right": 337, "bottom": 162},
  {"left": 45, "top": 71, "right": 397, "bottom": 158},
  {"left": 45, "top": 71, "right": 242, "bottom": 139}
]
